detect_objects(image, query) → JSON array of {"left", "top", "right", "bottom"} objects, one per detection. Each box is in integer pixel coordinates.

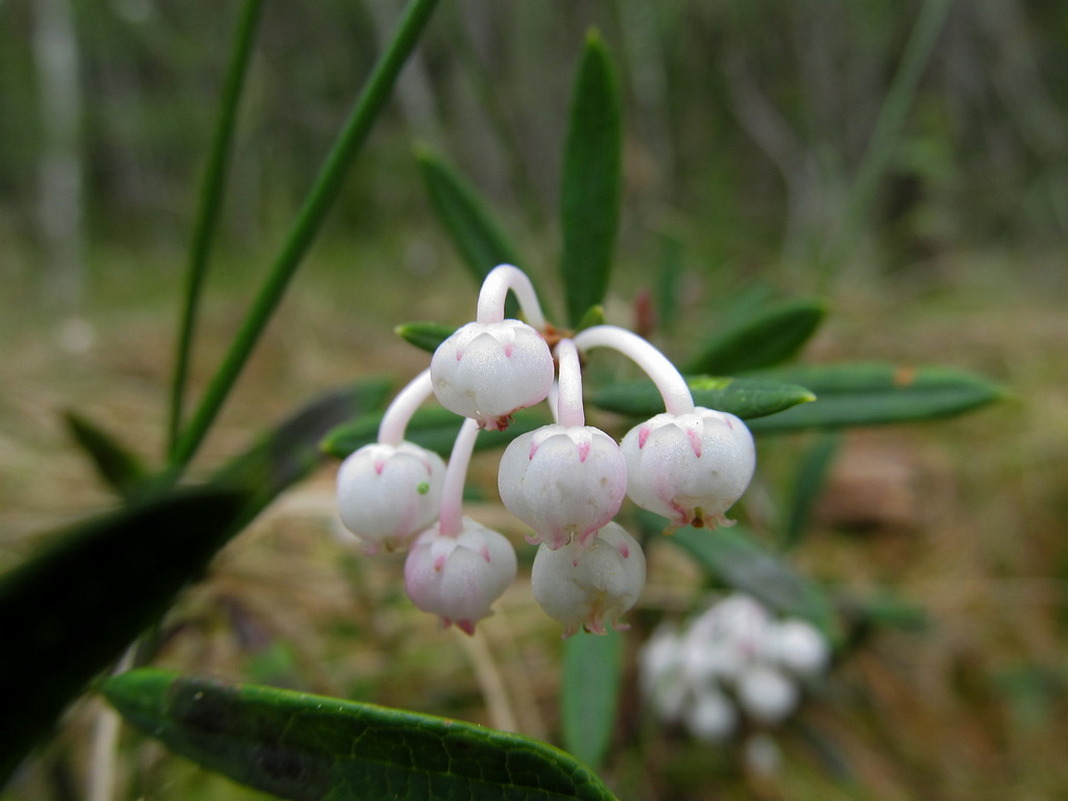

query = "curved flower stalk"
[
  {"left": 403, "top": 418, "right": 517, "bottom": 634},
  {"left": 336, "top": 370, "right": 445, "bottom": 553},
  {"left": 498, "top": 339, "right": 626, "bottom": 549}
]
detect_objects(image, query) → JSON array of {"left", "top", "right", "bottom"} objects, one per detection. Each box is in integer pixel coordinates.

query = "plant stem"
[
  {"left": 476, "top": 264, "right": 547, "bottom": 328},
  {"left": 572, "top": 325, "right": 694, "bottom": 416},
  {"left": 377, "top": 369, "right": 434, "bottom": 445},
  {"left": 170, "top": 0, "right": 441, "bottom": 472},
  {"left": 554, "top": 339, "right": 585, "bottom": 428},
  {"left": 438, "top": 417, "right": 480, "bottom": 538},
  {"left": 168, "top": 0, "right": 264, "bottom": 457}
]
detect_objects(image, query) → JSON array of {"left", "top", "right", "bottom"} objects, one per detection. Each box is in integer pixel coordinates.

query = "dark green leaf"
[
  {"left": 746, "top": 363, "right": 1004, "bottom": 432},
  {"left": 562, "top": 631, "right": 621, "bottom": 769},
  {"left": 560, "top": 31, "right": 622, "bottom": 326},
  {"left": 661, "top": 522, "right": 840, "bottom": 644},
  {"left": 322, "top": 406, "right": 548, "bottom": 460},
  {"left": 0, "top": 489, "right": 250, "bottom": 785},
  {"left": 103, "top": 669, "right": 619, "bottom": 801},
  {"left": 783, "top": 433, "right": 841, "bottom": 549},
  {"left": 684, "top": 299, "right": 827, "bottom": 374},
  {"left": 589, "top": 376, "right": 815, "bottom": 420},
  {"left": 394, "top": 321, "right": 457, "bottom": 353},
  {"left": 64, "top": 410, "right": 148, "bottom": 499},
  {"left": 417, "top": 146, "right": 524, "bottom": 316}
]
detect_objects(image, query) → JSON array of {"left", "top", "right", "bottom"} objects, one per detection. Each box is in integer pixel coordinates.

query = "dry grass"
[{"left": 1, "top": 248, "right": 1066, "bottom": 800}]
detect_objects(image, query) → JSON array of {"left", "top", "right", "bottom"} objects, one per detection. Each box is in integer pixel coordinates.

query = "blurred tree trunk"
[{"left": 31, "top": 0, "right": 84, "bottom": 307}]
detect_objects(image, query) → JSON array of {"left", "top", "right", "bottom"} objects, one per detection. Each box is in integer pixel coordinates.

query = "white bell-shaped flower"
[
  {"left": 336, "top": 442, "right": 446, "bottom": 553},
  {"left": 498, "top": 424, "right": 627, "bottom": 549},
  {"left": 531, "top": 521, "right": 645, "bottom": 637},
  {"left": 430, "top": 320, "right": 554, "bottom": 430},
  {"left": 763, "top": 619, "right": 830, "bottom": 676},
  {"left": 684, "top": 686, "right": 738, "bottom": 742},
  {"left": 735, "top": 664, "right": 799, "bottom": 724},
  {"left": 621, "top": 407, "right": 755, "bottom": 529},
  {"left": 403, "top": 517, "right": 517, "bottom": 635}
]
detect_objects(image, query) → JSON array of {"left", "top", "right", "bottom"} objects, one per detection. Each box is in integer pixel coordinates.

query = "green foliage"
[
  {"left": 0, "top": 488, "right": 250, "bottom": 785},
  {"left": 747, "top": 363, "right": 1004, "bottom": 432},
  {"left": 394, "top": 320, "right": 457, "bottom": 353},
  {"left": 783, "top": 433, "right": 841, "bottom": 549},
  {"left": 103, "top": 669, "right": 620, "bottom": 801},
  {"left": 684, "top": 298, "right": 827, "bottom": 375},
  {"left": 664, "top": 523, "right": 841, "bottom": 645},
  {"left": 589, "top": 375, "right": 815, "bottom": 420},
  {"left": 560, "top": 31, "right": 622, "bottom": 327},
  {"left": 417, "top": 147, "right": 524, "bottom": 286},
  {"left": 63, "top": 410, "right": 149, "bottom": 499},
  {"left": 562, "top": 631, "right": 622, "bottom": 769}
]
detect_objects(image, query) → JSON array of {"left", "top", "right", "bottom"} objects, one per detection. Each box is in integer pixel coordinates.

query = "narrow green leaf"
[
  {"left": 575, "top": 304, "right": 606, "bottom": 332},
  {"left": 215, "top": 379, "right": 392, "bottom": 524},
  {"left": 660, "top": 522, "right": 840, "bottom": 644},
  {"left": 783, "top": 433, "right": 841, "bottom": 549},
  {"left": 589, "top": 376, "right": 815, "bottom": 420},
  {"left": 322, "top": 407, "right": 547, "bottom": 460},
  {"left": 169, "top": 0, "right": 265, "bottom": 453},
  {"left": 0, "top": 489, "right": 250, "bottom": 785},
  {"left": 417, "top": 147, "right": 524, "bottom": 290},
  {"left": 560, "top": 31, "right": 622, "bottom": 326},
  {"left": 746, "top": 363, "right": 1004, "bottom": 432},
  {"left": 395, "top": 320, "right": 457, "bottom": 354},
  {"left": 562, "top": 631, "right": 622, "bottom": 769},
  {"left": 684, "top": 299, "right": 827, "bottom": 375},
  {"left": 103, "top": 669, "right": 619, "bottom": 801},
  {"left": 170, "top": 0, "right": 441, "bottom": 472},
  {"left": 64, "top": 410, "right": 148, "bottom": 499}
]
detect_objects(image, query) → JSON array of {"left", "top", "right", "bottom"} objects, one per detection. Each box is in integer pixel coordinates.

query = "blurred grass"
[{"left": 1, "top": 235, "right": 1066, "bottom": 800}]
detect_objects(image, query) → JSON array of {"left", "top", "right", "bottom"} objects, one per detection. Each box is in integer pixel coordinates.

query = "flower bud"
[
  {"left": 735, "top": 664, "right": 798, "bottom": 724},
  {"left": 685, "top": 687, "right": 738, "bottom": 742},
  {"left": 498, "top": 424, "right": 627, "bottom": 549},
  {"left": 531, "top": 521, "right": 645, "bottom": 636},
  {"left": 763, "top": 619, "right": 830, "bottom": 676},
  {"left": 621, "top": 408, "right": 755, "bottom": 529},
  {"left": 403, "top": 518, "right": 517, "bottom": 635},
  {"left": 430, "top": 320, "right": 554, "bottom": 430},
  {"left": 336, "top": 442, "right": 446, "bottom": 553}
]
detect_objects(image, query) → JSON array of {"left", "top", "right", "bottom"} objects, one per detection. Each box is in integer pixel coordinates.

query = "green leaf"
[
  {"left": 103, "top": 669, "right": 619, "bottom": 801},
  {"left": 394, "top": 320, "right": 457, "bottom": 354},
  {"left": 746, "top": 363, "right": 1004, "bottom": 432},
  {"left": 562, "top": 631, "right": 622, "bottom": 769},
  {"left": 322, "top": 407, "right": 548, "bottom": 460},
  {"left": 661, "top": 522, "right": 840, "bottom": 644},
  {"left": 783, "top": 433, "right": 841, "bottom": 549},
  {"left": 589, "top": 376, "right": 815, "bottom": 420},
  {"left": 417, "top": 146, "right": 524, "bottom": 315},
  {"left": 684, "top": 299, "right": 827, "bottom": 374},
  {"left": 215, "top": 379, "right": 392, "bottom": 524},
  {"left": 560, "top": 31, "right": 622, "bottom": 326},
  {"left": 64, "top": 410, "right": 149, "bottom": 499},
  {"left": 0, "top": 489, "right": 250, "bottom": 786}
]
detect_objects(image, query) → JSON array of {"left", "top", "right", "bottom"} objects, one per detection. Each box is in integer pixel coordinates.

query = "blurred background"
[{"left": 1, "top": 1, "right": 1066, "bottom": 799}]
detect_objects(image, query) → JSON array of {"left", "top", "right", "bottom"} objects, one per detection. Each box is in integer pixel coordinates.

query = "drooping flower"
[
  {"left": 430, "top": 320, "right": 554, "bottom": 430},
  {"left": 621, "top": 407, "right": 756, "bottom": 529},
  {"left": 497, "top": 423, "right": 627, "bottom": 549},
  {"left": 403, "top": 517, "right": 517, "bottom": 635},
  {"left": 531, "top": 521, "right": 645, "bottom": 636},
  {"left": 336, "top": 441, "right": 446, "bottom": 553}
]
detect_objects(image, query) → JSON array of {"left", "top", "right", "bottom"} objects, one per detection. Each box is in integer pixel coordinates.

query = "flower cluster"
[
  {"left": 639, "top": 593, "right": 830, "bottom": 743},
  {"left": 336, "top": 265, "right": 756, "bottom": 636}
]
